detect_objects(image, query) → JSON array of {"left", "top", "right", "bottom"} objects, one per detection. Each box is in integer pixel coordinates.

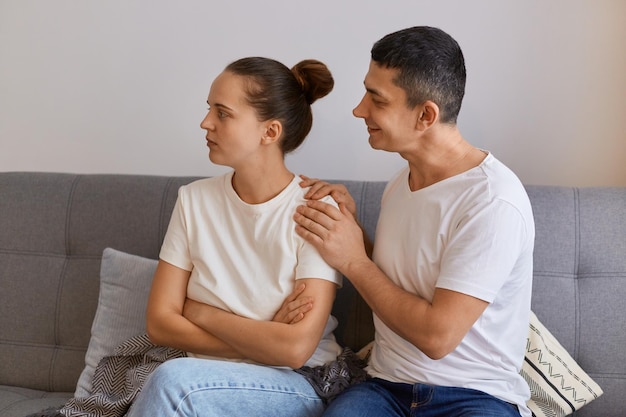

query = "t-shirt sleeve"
[
  {"left": 436, "top": 198, "right": 529, "bottom": 303},
  {"left": 159, "top": 187, "right": 194, "bottom": 271},
  {"left": 294, "top": 195, "right": 343, "bottom": 287}
]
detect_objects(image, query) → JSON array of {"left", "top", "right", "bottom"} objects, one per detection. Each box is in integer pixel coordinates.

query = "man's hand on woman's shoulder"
[{"left": 299, "top": 175, "right": 357, "bottom": 218}]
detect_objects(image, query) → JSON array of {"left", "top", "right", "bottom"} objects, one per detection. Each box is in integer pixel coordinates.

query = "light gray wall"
[{"left": 1, "top": 0, "right": 625, "bottom": 186}]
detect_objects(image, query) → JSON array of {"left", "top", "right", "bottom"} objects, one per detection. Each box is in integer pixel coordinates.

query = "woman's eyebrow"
[{"left": 206, "top": 100, "right": 234, "bottom": 111}]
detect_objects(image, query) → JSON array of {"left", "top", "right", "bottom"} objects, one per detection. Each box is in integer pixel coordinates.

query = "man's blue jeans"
[
  {"left": 323, "top": 378, "right": 521, "bottom": 417},
  {"left": 126, "top": 357, "right": 324, "bottom": 417}
]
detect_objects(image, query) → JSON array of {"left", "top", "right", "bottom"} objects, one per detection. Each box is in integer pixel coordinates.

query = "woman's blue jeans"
[
  {"left": 322, "top": 378, "right": 521, "bottom": 417},
  {"left": 126, "top": 357, "right": 324, "bottom": 417}
]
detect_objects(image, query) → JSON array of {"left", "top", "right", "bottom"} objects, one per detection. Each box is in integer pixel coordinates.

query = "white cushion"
[{"left": 522, "top": 311, "right": 603, "bottom": 416}]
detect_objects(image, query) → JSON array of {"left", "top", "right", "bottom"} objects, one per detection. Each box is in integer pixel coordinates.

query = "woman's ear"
[
  {"left": 415, "top": 100, "right": 439, "bottom": 131},
  {"left": 262, "top": 120, "right": 283, "bottom": 145}
]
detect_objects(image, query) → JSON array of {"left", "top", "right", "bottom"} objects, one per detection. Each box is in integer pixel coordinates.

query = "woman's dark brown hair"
[{"left": 225, "top": 57, "right": 334, "bottom": 154}]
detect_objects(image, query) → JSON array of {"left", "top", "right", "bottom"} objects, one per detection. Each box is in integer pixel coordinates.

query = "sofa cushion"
[
  {"left": 74, "top": 248, "right": 157, "bottom": 398},
  {"left": 522, "top": 311, "right": 602, "bottom": 416},
  {"left": 0, "top": 385, "right": 71, "bottom": 417}
]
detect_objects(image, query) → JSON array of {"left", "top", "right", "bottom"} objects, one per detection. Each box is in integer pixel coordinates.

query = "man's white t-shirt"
[
  {"left": 368, "top": 152, "right": 534, "bottom": 416},
  {"left": 159, "top": 171, "right": 343, "bottom": 367}
]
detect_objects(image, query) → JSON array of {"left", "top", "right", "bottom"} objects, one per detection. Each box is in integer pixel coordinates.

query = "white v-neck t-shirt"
[
  {"left": 368, "top": 153, "right": 534, "bottom": 416},
  {"left": 160, "top": 171, "right": 342, "bottom": 367}
]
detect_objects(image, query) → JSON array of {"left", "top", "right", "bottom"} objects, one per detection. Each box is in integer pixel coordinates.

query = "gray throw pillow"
[{"left": 74, "top": 248, "right": 158, "bottom": 397}]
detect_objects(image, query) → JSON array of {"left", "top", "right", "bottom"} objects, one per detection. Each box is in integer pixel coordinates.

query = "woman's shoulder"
[
  {"left": 179, "top": 173, "right": 230, "bottom": 194},
  {"left": 293, "top": 174, "right": 339, "bottom": 208}
]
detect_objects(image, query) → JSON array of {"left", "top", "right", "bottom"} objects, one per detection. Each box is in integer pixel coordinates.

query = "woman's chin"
[
  {"left": 208, "top": 152, "right": 231, "bottom": 169},
  {"left": 208, "top": 150, "right": 219, "bottom": 163}
]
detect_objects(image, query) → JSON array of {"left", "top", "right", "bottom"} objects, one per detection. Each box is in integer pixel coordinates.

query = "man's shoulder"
[{"left": 479, "top": 154, "right": 528, "bottom": 202}]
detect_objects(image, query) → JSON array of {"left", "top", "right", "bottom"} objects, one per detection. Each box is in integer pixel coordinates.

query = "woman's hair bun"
[{"left": 291, "top": 59, "right": 334, "bottom": 105}]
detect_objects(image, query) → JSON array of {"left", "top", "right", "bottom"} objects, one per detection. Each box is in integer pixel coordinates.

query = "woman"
[{"left": 126, "top": 57, "right": 341, "bottom": 417}]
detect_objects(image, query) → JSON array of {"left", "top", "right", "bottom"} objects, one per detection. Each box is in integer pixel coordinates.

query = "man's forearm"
[
  {"left": 343, "top": 259, "right": 489, "bottom": 360},
  {"left": 341, "top": 259, "right": 442, "bottom": 356}
]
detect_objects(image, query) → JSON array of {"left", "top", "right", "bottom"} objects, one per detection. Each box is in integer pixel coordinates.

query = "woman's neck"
[{"left": 231, "top": 165, "right": 294, "bottom": 204}]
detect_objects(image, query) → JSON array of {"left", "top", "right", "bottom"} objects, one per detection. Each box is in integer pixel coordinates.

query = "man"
[{"left": 294, "top": 26, "right": 534, "bottom": 416}]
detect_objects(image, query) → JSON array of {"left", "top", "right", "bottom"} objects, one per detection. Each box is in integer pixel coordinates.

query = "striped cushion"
[{"left": 522, "top": 311, "right": 603, "bottom": 416}]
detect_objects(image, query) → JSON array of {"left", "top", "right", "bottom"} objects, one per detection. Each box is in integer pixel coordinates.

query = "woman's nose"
[{"left": 200, "top": 112, "right": 213, "bottom": 130}]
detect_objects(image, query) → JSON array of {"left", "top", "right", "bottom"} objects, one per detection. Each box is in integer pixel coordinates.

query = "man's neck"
[{"left": 403, "top": 126, "right": 486, "bottom": 191}]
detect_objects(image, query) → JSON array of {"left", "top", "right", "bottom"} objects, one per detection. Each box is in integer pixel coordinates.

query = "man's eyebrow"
[{"left": 365, "top": 86, "right": 386, "bottom": 100}]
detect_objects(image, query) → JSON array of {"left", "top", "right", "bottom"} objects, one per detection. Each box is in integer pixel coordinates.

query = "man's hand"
[
  {"left": 272, "top": 283, "right": 313, "bottom": 324},
  {"left": 299, "top": 175, "right": 374, "bottom": 257},
  {"left": 294, "top": 199, "right": 369, "bottom": 274},
  {"left": 299, "top": 175, "right": 357, "bottom": 218}
]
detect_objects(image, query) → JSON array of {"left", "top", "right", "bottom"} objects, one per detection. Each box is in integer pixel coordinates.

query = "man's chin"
[
  {"left": 369, "top": 138, "right": 397, "bottom": 154},
  {"left": 368, "top": 135, "right": 383, "bottom": 150}
]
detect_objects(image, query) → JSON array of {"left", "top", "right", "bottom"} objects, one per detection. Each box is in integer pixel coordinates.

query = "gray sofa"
[{"left": 0, "top": 172, "right": 624, "bottom": 417}]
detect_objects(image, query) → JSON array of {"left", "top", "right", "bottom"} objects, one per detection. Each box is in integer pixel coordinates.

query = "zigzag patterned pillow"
[{"left": 522, "top": 311, "right": 603, "bottom": 417}]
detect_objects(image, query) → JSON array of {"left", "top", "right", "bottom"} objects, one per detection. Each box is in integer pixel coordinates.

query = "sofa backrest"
[
  {"left": 1, "top": 173, "right": 624, "bottom": 417},
  {"left": 523, "top": 186, "right": 626, "bottom": 417},
  {"left": 0, "top": 173, "right": 381, "bottom": 394},
  {"left": 0, "top": 173, "right": 198, "bottom": 393}
]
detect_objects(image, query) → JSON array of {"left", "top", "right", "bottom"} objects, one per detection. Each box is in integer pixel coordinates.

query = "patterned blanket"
[
  {"left": 28, "top": 335, "right": 367, "bottom": 417},
  {"left": 295, "top": 347, "right": 369, "bottom": 403}
]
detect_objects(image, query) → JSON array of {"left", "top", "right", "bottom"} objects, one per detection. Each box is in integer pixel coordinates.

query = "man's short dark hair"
[{"left": 371, "top": 26, "right": 466, "bottom": 124}]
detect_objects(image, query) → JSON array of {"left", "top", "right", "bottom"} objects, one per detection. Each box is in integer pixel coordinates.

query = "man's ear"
[
  {"left": 262, "top": 120, "right": 283, "bottom": 145},
  {"left": 415, "top": 100, "right": 439, "bottom": 131}
]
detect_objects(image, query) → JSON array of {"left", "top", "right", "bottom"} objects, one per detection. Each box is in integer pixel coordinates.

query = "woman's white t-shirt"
[
  {"left": 368, "top": 153, "right": 534, "bottom": 416},
  {"left": 159, "top": 171, "right": 343, "bottom": 367}
]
